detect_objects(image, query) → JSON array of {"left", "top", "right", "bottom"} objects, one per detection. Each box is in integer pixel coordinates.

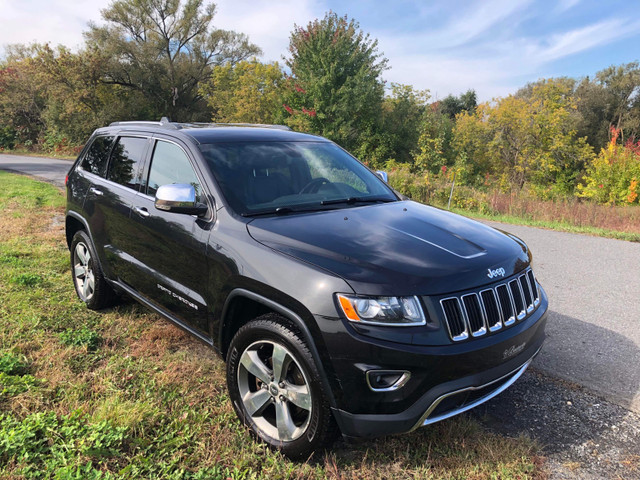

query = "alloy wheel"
[
  {"left": 237, "top": 340, "right": 313, "bottom": 442},
  {"left": 73, "top": 242, "right": 95, "bottom": 301}
]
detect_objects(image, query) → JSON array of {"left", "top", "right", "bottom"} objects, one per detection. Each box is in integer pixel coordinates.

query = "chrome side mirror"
[
  {"left": 375, "top": 170, "right": 388, "bottom": 182},
  {"left": 154, "top": 184, "right": 207, "bottom": 215}
]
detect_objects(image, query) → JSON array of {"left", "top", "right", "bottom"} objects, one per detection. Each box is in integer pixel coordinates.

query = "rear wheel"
[
  {"left": 70, "top": 230, "right": 116, "bottom": 310},
  {"left": 227, "top": 314, "right": 338, "bottom": 458}
]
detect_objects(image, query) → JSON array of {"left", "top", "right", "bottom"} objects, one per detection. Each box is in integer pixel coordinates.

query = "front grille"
[{"left": 440, "top": 268, "right": 540, "bottom": 342}]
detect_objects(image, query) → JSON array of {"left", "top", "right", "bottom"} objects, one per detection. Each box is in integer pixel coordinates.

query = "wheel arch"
[
  {"left": 65, "top": 211, "right": 92, "bottom": 250},
  {"left": 219, "top": 288, "right": 339, "bottom": 409}
]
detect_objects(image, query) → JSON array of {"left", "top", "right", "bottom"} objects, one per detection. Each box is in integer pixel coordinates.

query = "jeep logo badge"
[{"left": 487, "top": 267, "right": 506, "bottom": 279}]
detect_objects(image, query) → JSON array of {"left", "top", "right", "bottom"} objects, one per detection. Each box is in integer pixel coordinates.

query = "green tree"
[
  {"left": 84, "top": 0, "right": 261, "bottom": 121},
  {"left": 380, "top": 83, "right": 429, "bottom": 164},
  {"left": 282, "top": 12, "right": 388, "bottom": 156},
  {"left": 200, "top": 59, "right": 285, "bottom": 124},
  {"left": 439, "top": 89, "right": 477, "bottom": 119}
]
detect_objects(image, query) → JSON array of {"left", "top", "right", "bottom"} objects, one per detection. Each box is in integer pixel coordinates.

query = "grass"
[
  {"left": 0, "top": 170, "right": 546, "bottom": 478},
  {"left": 451, "top": 208, "right": 640, "bottom": 243}
]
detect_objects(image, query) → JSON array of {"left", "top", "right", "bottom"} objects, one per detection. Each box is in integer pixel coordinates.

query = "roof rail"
[
  {"left": 187, "top": 122, "right": 292, "bottom": 131},
  {"left": 109, "top": 117, "right": 180, "bottom": 129},
  {"left": 108, "top": 119, "right": 291, "bottom": 131}
]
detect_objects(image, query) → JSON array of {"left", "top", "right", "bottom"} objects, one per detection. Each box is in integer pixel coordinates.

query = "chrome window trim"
[
  {"left": 460, "top": 293, "right": 487, "bottom": 337},
  {"left": 440, "top": 297, "right": 469, "bottom": 342}
]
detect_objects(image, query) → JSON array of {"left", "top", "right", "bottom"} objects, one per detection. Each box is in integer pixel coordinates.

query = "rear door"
[
  {"left": 84, "top": 135, "right": 150, "bottom": 282},
  {"left": 128, "top": 137, "right": 212, "bottom": 338}
]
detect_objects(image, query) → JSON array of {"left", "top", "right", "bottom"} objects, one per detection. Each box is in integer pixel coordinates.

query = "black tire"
[
  {"left": 227, "top": 314, "right": 338, "bottom": 459},
  {"left": 70, "top": 230, "right": 116, "bottom": 310}
]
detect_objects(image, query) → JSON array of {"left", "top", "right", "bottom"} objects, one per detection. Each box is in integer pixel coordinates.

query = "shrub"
[{"left": 577, "top": 128, "right": 640, "bottom": 205}]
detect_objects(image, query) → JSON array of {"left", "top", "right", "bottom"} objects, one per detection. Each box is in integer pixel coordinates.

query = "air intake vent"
[
  {"left": 509, "top": 280, "right": 526, "bottom": 320},
  {"left": 440, "top": 298, "right": 468, "bottom": 341},
  {"left": 480, "top": 289, "right": 502, "bottom": 331},
  {"left": 439, "top": 268, "right": 541, "bottom": 342},
  {"left": 462, "top": 294, "right": 486, "bottom": 337}
]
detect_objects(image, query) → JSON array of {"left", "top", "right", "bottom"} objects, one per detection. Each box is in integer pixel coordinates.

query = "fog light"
[{"left": 366, "top": 370, "right": 411, "bottom": 392}]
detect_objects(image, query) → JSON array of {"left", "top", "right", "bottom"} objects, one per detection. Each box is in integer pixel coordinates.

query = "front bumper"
[{"left": 318, "top": 287, "right": 548, "bottom": 438}]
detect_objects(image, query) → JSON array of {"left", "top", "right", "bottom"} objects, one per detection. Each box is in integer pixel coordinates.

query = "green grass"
[
  {"left": 0, "top": 172, "right": 545, "bottom": 479},
  {"left": 451, "top": 207, "right": 640, "bottom": 243}
]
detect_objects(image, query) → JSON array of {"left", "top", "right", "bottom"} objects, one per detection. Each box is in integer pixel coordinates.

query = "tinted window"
[
  {"left": 107, "top": 137, "right": 148, "bottom": 190},
  {"left": 80, "top": 135, "right": 114, "bottom": 177},
  {"left": 147, "top": 141, "right": 202, "bottom": 202}
]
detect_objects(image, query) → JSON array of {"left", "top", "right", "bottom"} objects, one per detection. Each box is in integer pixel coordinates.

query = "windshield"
[{"left": 198, "top": 141, "right": 397, "bottom": 216}]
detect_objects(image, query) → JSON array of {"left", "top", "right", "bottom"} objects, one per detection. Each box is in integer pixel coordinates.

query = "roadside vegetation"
[
  {"left": 0, "top": 173, "right": 548, "bottom": 478},
  {"left": 1, "top": 1, "right": 639, "bottom": 237}
]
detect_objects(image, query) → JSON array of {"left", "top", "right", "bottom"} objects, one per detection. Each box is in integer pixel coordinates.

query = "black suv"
[{"left": 65, "top": 120, "right": 548, "bottom": 458}]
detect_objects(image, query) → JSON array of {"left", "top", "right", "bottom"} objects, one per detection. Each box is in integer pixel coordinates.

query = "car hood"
[{"left": 247, "top": 201, "right": 530, "bottom": 295}]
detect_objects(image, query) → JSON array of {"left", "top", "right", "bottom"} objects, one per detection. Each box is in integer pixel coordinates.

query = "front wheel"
[{"left": 226, "top": 314, "right": 338, "bottom": 458}]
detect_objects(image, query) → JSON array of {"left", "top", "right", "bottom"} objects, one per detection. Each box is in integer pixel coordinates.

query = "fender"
[
  {"left": 220, "top": 288, "right": 339, "bottom": 409},
  {"left": 66, "top": 210, "right": 95, "bottom": 249}
]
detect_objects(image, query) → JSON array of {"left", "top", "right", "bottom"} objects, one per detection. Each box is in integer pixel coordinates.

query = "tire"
[
  {"left": 227, "top": 314, "right": 338, "bottom": 459},
  {"left": 70, "top": 230, "right": 116, "bottom": 310}
]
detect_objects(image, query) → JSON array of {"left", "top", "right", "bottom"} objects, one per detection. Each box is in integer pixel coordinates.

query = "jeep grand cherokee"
[{"left": 65, "top": 120, "right": 548, "bottom": 458}]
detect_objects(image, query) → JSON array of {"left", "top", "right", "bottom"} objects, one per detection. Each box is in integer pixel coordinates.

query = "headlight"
[{"left": 336, "top": 294, "right": 426, "bottom": 326}]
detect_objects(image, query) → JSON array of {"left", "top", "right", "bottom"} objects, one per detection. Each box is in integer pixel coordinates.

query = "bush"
[
  {"left": 0, "top": 126, "right": 16, "bottom": 150},
  {"left": 577, "top": 129, "right": 640, "bottom": 205}
]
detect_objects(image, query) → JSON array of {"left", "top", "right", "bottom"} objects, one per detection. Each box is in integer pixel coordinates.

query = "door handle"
[
  {"left": 134, "top": 206, "right": 150, "bottom": 218},
  {"left": 89, "top": 187, "right": 103, "bottom": 196}
]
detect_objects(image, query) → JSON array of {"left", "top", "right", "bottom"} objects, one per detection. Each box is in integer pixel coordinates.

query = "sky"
[{"left": 1, "top": 0, "right": 639, "bottom": 101}]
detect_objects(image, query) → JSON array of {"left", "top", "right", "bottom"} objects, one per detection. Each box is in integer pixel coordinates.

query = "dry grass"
[{"left": 484, "top": 191, "right": 640, "bottom": 235}]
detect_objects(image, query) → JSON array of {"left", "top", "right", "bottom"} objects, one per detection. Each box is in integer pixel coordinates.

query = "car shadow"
[{"left": 469, "top": 311, "right": 640, "bottom": 478}]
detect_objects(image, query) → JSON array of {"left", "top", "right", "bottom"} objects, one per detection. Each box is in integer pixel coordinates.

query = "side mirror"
[
  {"left": 154, "top": 184, "right": 207, "bottom": 215},
  {"left": 375, "top": 170, "right": 388, "bottom": 182}
]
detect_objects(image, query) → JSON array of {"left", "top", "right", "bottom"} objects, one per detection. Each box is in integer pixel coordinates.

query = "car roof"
[{"left": 95, "top": 122, "right": 330, "bottom": 145}]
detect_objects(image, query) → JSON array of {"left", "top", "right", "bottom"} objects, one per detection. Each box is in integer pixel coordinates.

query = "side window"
[
  {"left": 106, "top": 136, "right": 148, "bottom": 190},
  {"left": 147, "top": 141, "right": 202, "bottom": 202},
  {"left": 80, "top": 135, "right": 114, "bottom": 177}
]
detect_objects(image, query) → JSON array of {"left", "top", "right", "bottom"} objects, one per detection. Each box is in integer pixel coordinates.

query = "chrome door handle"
[
  {"left": 134, "top": 206, "right": 150, "bottom": 218},
  {"left": 89, "top": 187, "right": 103, "bottom": 196}
]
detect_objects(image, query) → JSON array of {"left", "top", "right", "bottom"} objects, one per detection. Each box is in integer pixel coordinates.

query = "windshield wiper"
[{"left": 320, "top": 196, "right": 395, "bottom": 206}]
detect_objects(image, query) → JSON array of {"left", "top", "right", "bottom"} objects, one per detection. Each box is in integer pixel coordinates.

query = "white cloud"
[
  {"left": 0, "top": 0, "right": 111, "bottom": 53},
  {"left": 213, "top": 0, "right": 326, "bottom": 63}
]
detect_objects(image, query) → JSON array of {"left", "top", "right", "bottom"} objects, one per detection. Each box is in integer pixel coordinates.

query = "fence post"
[{"left": 447, "top": 170, "right": 456, "bottom": 210}]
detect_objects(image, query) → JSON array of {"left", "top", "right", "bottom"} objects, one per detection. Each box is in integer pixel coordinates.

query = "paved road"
[
  {"left": 0, "top": 153, "right": 72, "bottom": 188},
  {"left": 2, "top": 154, "right": 639, "bottom": 413}
]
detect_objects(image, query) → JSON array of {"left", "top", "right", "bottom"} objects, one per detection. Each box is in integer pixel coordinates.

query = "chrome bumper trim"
[{"left": 411, "top": 347, "right": 541, "bottom": 431}]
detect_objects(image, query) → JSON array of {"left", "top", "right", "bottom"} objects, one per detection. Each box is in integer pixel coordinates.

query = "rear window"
[{"left": 80, "top": 135, "right": 114, "bottom": 177}]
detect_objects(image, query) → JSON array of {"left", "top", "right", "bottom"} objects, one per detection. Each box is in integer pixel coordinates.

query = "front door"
[{"left": 128, "top": 138, "right": 212, "bottom": 338}]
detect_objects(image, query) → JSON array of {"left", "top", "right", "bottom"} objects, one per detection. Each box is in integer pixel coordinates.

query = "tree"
[
  {"left": 380, "top": 83, "right": 429, "bottom": 164},
  {"left": 282, "top": 12, "right": 388, "bottom": 155},
  {"left": 595, "top": 62, "right": 640, "bottom": 141},
  {"left": 84, "top": 0, "right": 260, "bottom": 121},
  {"left": 200, "top": 59, "right": 285, "bottom": 124},
  {"left": 439, "top": 89, "right": 477, "bottom": 119},
  {"left": 454, "top": 79, "right": 595, "bottom": 195}
]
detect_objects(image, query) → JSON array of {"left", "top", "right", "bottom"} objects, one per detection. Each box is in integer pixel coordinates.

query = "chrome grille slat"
[
  {"left": 480, "top": 289, "right": 502, "bottom": 332},
  {"left": 440, "top": 268, "right": 540, "bottom": 342},
  {"left": 440, "top": 298, "right": 469, "bottom": 341},
  {"left": 461, "top": 293, "right": 486, "bottom": 337}
]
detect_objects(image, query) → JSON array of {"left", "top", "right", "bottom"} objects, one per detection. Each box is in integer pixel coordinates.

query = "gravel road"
[{"left": 2, "top": 153, "right": 640, "bottom": 478}]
